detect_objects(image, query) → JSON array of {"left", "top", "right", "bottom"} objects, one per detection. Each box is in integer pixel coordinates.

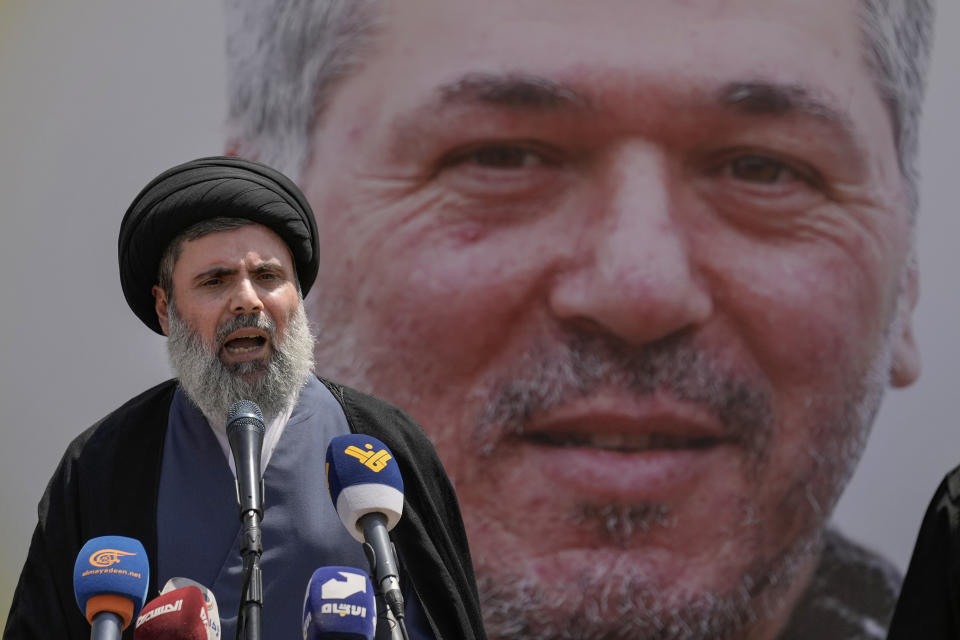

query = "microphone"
[
  {"left": 160, "top": 577, "right": 221, "bottom": 640},
  {"left": 73, "top": 535, "right": 149, "bottom": 640},
  {"left": 133, "top": 586, "right": 208, "bottom": 640},
  {"left": 226, "top": 399, "right": 265, "bottom": 519},
  {"left": 325, "top": 435, "right": 406, "bottom": 632},
  {"left": 301, "top": 567, "right": 376, "bottom": 640},
  {"left": 226, "top": 400, "right": 266, "bottom": 640}
]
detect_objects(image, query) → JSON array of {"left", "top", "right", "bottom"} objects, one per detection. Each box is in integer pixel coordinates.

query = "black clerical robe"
[
  {"left": 886, "top": 466, "right": 960, "bottom": 639},
  {"left": 3, "top": 376, "right": 486, "bottom": 640}
]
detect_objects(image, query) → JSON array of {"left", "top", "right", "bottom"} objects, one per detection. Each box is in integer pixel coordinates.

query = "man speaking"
[{"left": 3, "top": 156, "right": 484, "bottom": 640}]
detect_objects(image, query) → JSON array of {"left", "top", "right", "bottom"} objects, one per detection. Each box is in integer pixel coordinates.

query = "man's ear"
[
  {"left": 153, "top": 285, "right": 171, "bottom": 336},
  {"left": 890, "top": 257, "right": 921, "bottom": 388}
]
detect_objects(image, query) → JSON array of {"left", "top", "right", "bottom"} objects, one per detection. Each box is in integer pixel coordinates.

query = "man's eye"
[
  {"left": 728, "top": 155, "right": 791, "bottom": 184},
  {"left": 433, "top": 141, "right": 564, "bottom": 204},
  {"left": 199, "top": 278, "right": 221, "bottom": 287},
  {"left": 458, "top": 145, "right": 546, "bottom": 169}
]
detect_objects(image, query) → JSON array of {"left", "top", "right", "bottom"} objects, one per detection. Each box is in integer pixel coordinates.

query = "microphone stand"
[
  {"left": 227, "top": 400, "right": 266, "bottom": 640},
  {"left": 236, "top": 508, "right": 263, "bottom": 640}
]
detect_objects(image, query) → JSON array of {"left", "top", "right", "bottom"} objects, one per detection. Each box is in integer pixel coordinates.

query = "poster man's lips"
[
  {"left": 510, "top": 398, "right": 738, "bottom": 499},
  {"left": 524, "top": 431, "right": 723, "bottom": 451},
  {"left": 519, "top": 395, "right": 733, "bottom": 451}
]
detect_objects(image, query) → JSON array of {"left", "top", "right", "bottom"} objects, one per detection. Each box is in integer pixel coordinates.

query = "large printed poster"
[{"left": 2, "top": 1, "right": 959, "bottom": 637}]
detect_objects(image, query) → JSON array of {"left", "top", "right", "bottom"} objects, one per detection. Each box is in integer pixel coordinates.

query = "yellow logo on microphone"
[
  {"left": 89, "top": 548, "right": 136, "bottom": 568},
  {"left": 344, "top": 444, "right": 392, "bottom": 472}
]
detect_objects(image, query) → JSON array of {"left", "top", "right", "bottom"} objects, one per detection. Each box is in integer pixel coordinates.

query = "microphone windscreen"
[
  {"left": 134, "top": 586, "right": 208, "bottom": 640},
  {"left": 161, "top": 577, "right": 221, "bottom": 640},
  {"left": 226, "top": 399, "right": 264, "bottom": 433},
  {"left": 302, "top": 567, "right": 376, "bottom": 640},
  {"left": 73, "top": 535, "right": 149, "bottom": 628},
  {"left": 325, "top": 434, "right": 404, "bottom": 542}
]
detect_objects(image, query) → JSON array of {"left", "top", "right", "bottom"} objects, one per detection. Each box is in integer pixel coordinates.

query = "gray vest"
[{"left": 156, "top": 377, "right": 371, "bottom": 639}]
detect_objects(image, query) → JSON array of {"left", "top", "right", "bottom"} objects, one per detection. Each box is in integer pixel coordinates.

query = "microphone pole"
[
  {"left": 226, "top": 400, "right": 265, "bottom": 640},
  {"left": 359, "top": 512, "right": 406, "bottom": 639}
]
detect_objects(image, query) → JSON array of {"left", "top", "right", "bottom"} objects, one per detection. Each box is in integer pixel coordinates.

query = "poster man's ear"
[{"left": 890, "top": 258, "right": 920, "bottom": 388}]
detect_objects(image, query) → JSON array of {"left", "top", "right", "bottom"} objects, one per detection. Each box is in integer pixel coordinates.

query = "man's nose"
[
  {"left": 548, "top": 143, "right": 713, "bottom": 344},
  {"left": 230, "top": 278, "right": 264, "bottom": 314}
]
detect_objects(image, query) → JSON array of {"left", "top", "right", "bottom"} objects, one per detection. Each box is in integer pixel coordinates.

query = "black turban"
[{"left": 118, "top": 156, "right": 319, "bottom": 335}]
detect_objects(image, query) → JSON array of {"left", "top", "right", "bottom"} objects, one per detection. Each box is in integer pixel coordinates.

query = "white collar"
[{"left": 208, "top": 401, "right": 296, "bottom": 479}]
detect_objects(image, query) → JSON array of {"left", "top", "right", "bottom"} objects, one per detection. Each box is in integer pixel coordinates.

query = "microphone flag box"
[
  {"left": 325, "top": 434, "right": 404, "bottom": 542},
  {"left": 73, "top": 535, "right": 149, "bottom": 627},
  {"left": 161, "top": 577, "right": 221, "bottom": 640},
  {"left": 302, "top": 566, "right": 376, "bottom": 640},
  {"left": 134, "top": 585, "right": 209, "bottom": 640}
]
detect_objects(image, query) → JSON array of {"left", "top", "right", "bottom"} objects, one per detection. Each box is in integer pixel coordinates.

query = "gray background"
[{"left": 1, "top": 0, "right": 957, "bottom": 627}]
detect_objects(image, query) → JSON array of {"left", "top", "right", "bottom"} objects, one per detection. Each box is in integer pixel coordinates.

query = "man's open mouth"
[{"left": 222, "top": 331, "right": 270, "bottom": 354}]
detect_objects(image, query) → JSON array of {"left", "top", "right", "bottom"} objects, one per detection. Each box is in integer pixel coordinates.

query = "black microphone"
[
  {"left": 325, "top": 434, "right": 407, "bottom": 639},
  {"left": 226, "top": 400, "right": 265, "bottom": 640},
  {"left": 226, "top": 400, "right": 265, "bottom": 519}
]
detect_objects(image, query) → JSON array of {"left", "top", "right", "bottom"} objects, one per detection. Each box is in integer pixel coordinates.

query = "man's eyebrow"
[
  {"left": 435, "top": 72, "right": 589, "bottom": 111},
  {"left": 718, "top": 81, "right": 855, "bottom": 131},
  {"left": 192, "top": 266, "right": 236, "bottom": 283},
  {"left": 249, "top": 261, "right": 286, "bottom": 275},
  {"left": 385, "top": 73, "right": 589, "bottom": 158}
]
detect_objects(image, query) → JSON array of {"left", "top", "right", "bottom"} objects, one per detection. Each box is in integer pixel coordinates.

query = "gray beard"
[
  {"left": 166, "top": 299, "right": 315, "bottom": 425},
  {"left": 477, "top": 533, "right": 818, "bottom": 640},
  {"left": 470, "top": 329, "right": 894, "bottom": 640}
]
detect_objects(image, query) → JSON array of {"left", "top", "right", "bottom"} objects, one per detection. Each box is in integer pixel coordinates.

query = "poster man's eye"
[
  {"left": 728, "top": 155, "right": 792, "bottom": 184},
  {"left": 462, "top": 145, "right": 545, "bottom": 169}
]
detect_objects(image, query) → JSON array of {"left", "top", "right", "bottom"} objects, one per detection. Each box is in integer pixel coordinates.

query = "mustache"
[{"left": 473, "top": 331, "right": 774, "bottom": 465}]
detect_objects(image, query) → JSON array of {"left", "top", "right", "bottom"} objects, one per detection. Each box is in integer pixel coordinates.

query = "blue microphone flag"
[
  {"left": 73, "top": 535, "right": 150, "bottom": 626},
  {"left": 302, "top": 566, "right": 376, "bottom": 640},
  {"left": 325, "top": 434, "right": 404, "bottom": 542}
]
